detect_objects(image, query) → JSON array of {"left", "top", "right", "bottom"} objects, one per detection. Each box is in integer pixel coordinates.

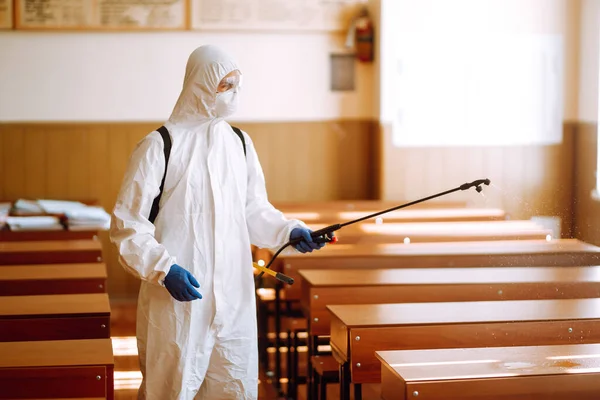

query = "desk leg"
[
  {"left": 291, "top": 329, "right": 300, "bottom": 400},
  {"left": 339, "top": 362, "right": 350, "bottom": 400},
  {"left": 275, "top": 281, "right": 282, "bottom": 394},
  {"left": 354, "top": 383, "right": 362, "bottom": 400},
  {"left": 287, "top": 329, "right": 293, "bottom": 398},
  {"left": 307, "top": 332, "right": 317, "bottom": 399}
]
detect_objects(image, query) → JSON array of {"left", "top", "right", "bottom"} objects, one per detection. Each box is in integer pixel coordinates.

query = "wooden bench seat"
[
  {"left": 0, "top": 293, "right": 111, "bottom": 342},
  {"left": 377, "top": 344, "right": 600, "bottom": 400},
  {"left": 0, "top": 240, "right": 103, "bottom": 265},
  {"left": 0, "top": 263, "right": 108, "bottom": 296},
  {"left": 0, "top": 338, "right": 114, "bottom": 399},
  {"left": 328, "top": 298, "right": 600, "bottom": 400}
]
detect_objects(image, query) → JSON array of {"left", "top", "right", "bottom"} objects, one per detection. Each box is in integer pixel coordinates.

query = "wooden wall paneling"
[
  {"left": 0, "top": 126, "right": 3, "bottom": 200},
  {"left": 2, "top": 125, "right": 26, "bottom": 200},
  {"left": 23, "top": 127, "right": 47, "bottom": 199},
  {"left": 88, "top": 125, "right": 111, "bottom": 209},
  {"left": 67, "top": 127, "right": 91, "bottom": 200},
  {"left": 0, "top": 125, "right": 5, "bottom": 200},
  {"left": 379, "top": 124, "right": 575, "bottom": 233},
  {"left": 0, "top": 120, "right": 380, "bottom": 297},
  {"left": 574, "top": 123, "right": 599, "bottom": 244},
  {"left": 45, "top": 126, "right": 71, "bottom": 199},
  {"left": 335, "top": 121, "right": 369, "bottom": 199}
]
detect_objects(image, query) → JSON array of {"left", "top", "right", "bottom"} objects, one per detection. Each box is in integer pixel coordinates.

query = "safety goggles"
[{"left": 217, "top": 73, "right": 243, "bottom": 93}]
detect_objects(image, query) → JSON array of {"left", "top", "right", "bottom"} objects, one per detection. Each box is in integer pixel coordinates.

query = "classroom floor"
[{"left": 110, "top": 299, "right": 377, "bottom": 400}]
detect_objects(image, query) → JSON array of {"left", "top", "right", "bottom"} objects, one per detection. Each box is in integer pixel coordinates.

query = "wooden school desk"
[
  {"left": 328, "top": 298, "right": 600, "bottom": 400},
  {"left": 0, "top": 239, "right": 103, "bottom": 265},
  {"left": 272, "top": 239, "right": 600, "bottom": 301},
  {"left": 280, "top": 207, "right": 507, "bottom": 225},
  {"left": 308, "top": 220, "right": 552, "bottom": 245},
  {"left": 273, "top": 200, "right": 467, "bottom": 212},
  {"left": 0, "top": 263, "right": 108, "bottom": 296},
  {"left": 0, "top": 338, "right": 114, "bottom": 400},
  {"left": 377, "top": 344, "right": 600, "bottom": 400},
  {"left": 300, "top": 266, "right": 600, "bottom": 336},
  {"left": 259, "top": 239, "right": 600, "bottom": 392},
  {"left": 0, "top": 228, "right": 99, "bottom": 241},
  {"left": 0, "top": 293, "right": 111, "bottom": 342},
  {"left": 293, "top": 266, "right": 600, "bottom": 397}
]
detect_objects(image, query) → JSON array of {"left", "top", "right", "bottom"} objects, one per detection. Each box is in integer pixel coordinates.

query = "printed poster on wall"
[
  {"left": 15, "top": 0, "right": 188, "bottom": 30},
  {"left": 191, "top": 0, "right": 364, "bottom": 32},
  {"left": 0, "top": 0, "right": 13, "bottom": 29}
]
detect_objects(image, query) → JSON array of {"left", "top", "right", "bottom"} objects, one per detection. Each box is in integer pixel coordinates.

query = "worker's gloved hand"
[
  {"left": 164, "top": 264, "right": 203, "bottom": 302},
  {"left": 290, "top": 227, "right": 327, "bottom": 253}
]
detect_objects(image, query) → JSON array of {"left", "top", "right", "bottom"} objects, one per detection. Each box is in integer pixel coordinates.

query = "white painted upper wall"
[
  {"left": 579, "top": 0, "right": 600, "bottom": 123},
  {"left": 0, "top": 31, "right": 375, "bottom": 122},
  {"left": 375, "top": 0, "right": 581, "bottom": 124}
]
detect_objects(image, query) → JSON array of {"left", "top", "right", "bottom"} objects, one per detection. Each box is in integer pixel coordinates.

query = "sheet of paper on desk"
[
  {"left": 65, "top": 206, "right": 111, "bottom": 231},
  {"left": 37, "top": 200, "right": 87, "bottom": 214},
  {"left": 6, "top": 216, "right": 63, "bottom": 231},
  {"left": 0, "top": 203, "right": 10, "bottom": 229},
  {"left": 12, "top": 199, "right": 44, "bottom": 215}
]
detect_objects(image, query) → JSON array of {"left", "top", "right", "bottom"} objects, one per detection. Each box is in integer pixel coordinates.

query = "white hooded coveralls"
[{"left": 110, "top": 45, "right": 303, "bottom": 399}]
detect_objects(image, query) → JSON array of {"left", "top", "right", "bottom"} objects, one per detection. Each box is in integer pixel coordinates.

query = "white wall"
[
  {"left": 579, "top": 0, "right": 600, "bottom": 123},
  {"left": 0, "top": 31, "right": 375, "bottom": 122},
  {"left": 375, "top": 0, "right": 580, "bottom": 132}
]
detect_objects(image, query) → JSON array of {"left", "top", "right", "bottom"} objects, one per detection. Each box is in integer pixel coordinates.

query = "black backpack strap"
[
  {"left": 231, "top": 126, "right": 246, "bottom": 157},
  {"left": 148, "top": 126, "right": 172, "bottom": 224}
]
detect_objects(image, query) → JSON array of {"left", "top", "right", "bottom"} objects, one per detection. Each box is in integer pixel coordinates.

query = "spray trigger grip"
[{"left": 313, "top": 233, "right": 338, "bottom": 244}]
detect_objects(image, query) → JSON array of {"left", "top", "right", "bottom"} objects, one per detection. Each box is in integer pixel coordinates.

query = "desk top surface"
[
  {"left": 0, "top": 293, "right": 110, "bottom": 316},
  {"left": 327, "top": 298, "right": 600, "bottom": 327},
  {"left": 0, "top": 263, "right": 107, "bottom": 280},
  {"left": 299, "top": 266, "right": 600, "bottom": 286},
  {"left": 282, "top": 239, "right": 600, "bottom": 259},
  {"left": 0, "top": 239, "right": 102, "bottom": 252},
  {"left": 377, "top": 343, "right": 600, "bottom": 382},
  {"left": 0, "top": 338, "right": 114, "bottom": 367}
]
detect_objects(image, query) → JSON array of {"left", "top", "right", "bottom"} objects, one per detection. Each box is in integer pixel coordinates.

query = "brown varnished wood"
[
  {"left": 0, "top": 338, "right": 114, "bottom": 399},
  {"left": 0, "top": 228, "right": 98, "bottom": 241},
  {"left": 0, "top": 239, "right": 103, "bottom": 265},
  {"left": 300, "top": 266, "right": 600, "bottom": 335},
  {"left": 279, "top": 239, "right": 600, "bottom": 299},
  {"left": 282, "top": 207, "right": 507, "bottom": 225},
  {"left": 310, "top": 220, "right": 552, "bottom": 244},
  {"left": 378, "top": 344, "right": 600, "bottom": 399},
  {"left": 0, "top": 263, "right": 107, "bottom": 295},
  {"left": 0, "top": 293, "right": 110, "bottom": 317},
  {"left": 329, "top": 298, "right": 600, "bottom": 383}
]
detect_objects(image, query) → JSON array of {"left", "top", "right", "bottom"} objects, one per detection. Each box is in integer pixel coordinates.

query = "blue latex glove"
[
  {"left": 164, "top": 264, "right": 202, "bottom": 302},
  {"left": 290, "top": 227, "right": 328, "bottom": 253}
]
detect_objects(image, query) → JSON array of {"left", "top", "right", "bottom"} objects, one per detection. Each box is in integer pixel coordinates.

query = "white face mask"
[{"left": 215, "top": 89, "right": 239, "bottom": 118}]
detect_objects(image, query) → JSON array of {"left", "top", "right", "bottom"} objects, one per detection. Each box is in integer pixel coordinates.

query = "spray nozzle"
[{"left": 460, "top": 179, "right": 491, "bottom": 192}]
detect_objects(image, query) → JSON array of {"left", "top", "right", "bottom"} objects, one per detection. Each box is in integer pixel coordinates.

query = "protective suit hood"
[{"left": 169, "top": 45, "right": 239, "bottom": 123}]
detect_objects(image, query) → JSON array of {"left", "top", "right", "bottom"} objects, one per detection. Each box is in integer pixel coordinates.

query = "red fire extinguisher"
[{"left": 349, "top": 7, "right": 374, "bottom": 62}]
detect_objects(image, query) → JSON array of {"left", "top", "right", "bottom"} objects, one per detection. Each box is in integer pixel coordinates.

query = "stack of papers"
[
  {"left": 0, "top": 203, "right": 10, "bottom": 229},
  {"left": 65, "top": 206, "right": 111, "bottom": 231},
  {"left": 6, "top": 216, "right": 64, "bottom": 231},
  {"left": 12, "top": 199, "right": 44, "bottom": 215},
  {"left": 37, "top": 200, "right": 88, "bottom": 214}
]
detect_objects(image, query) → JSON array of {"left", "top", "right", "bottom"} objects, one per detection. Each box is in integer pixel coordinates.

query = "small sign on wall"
[
  {"left": 330, "top": 53, "right": 355, "bottom": 91},
  {"left": 0, "top": 0, "right": 13, "bottom": 29}
]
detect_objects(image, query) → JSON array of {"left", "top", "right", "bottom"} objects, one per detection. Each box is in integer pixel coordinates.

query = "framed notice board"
[
  {"left": 0, "top": 0, "right": 13, "bottom": 29},
  {"left": 14, "top": 0, "right": 189, "bottom": 30}
]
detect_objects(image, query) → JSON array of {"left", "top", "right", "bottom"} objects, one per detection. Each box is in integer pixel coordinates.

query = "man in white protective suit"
[{"left": 110, "top": 45, "right": 328, "bottom": 399}]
